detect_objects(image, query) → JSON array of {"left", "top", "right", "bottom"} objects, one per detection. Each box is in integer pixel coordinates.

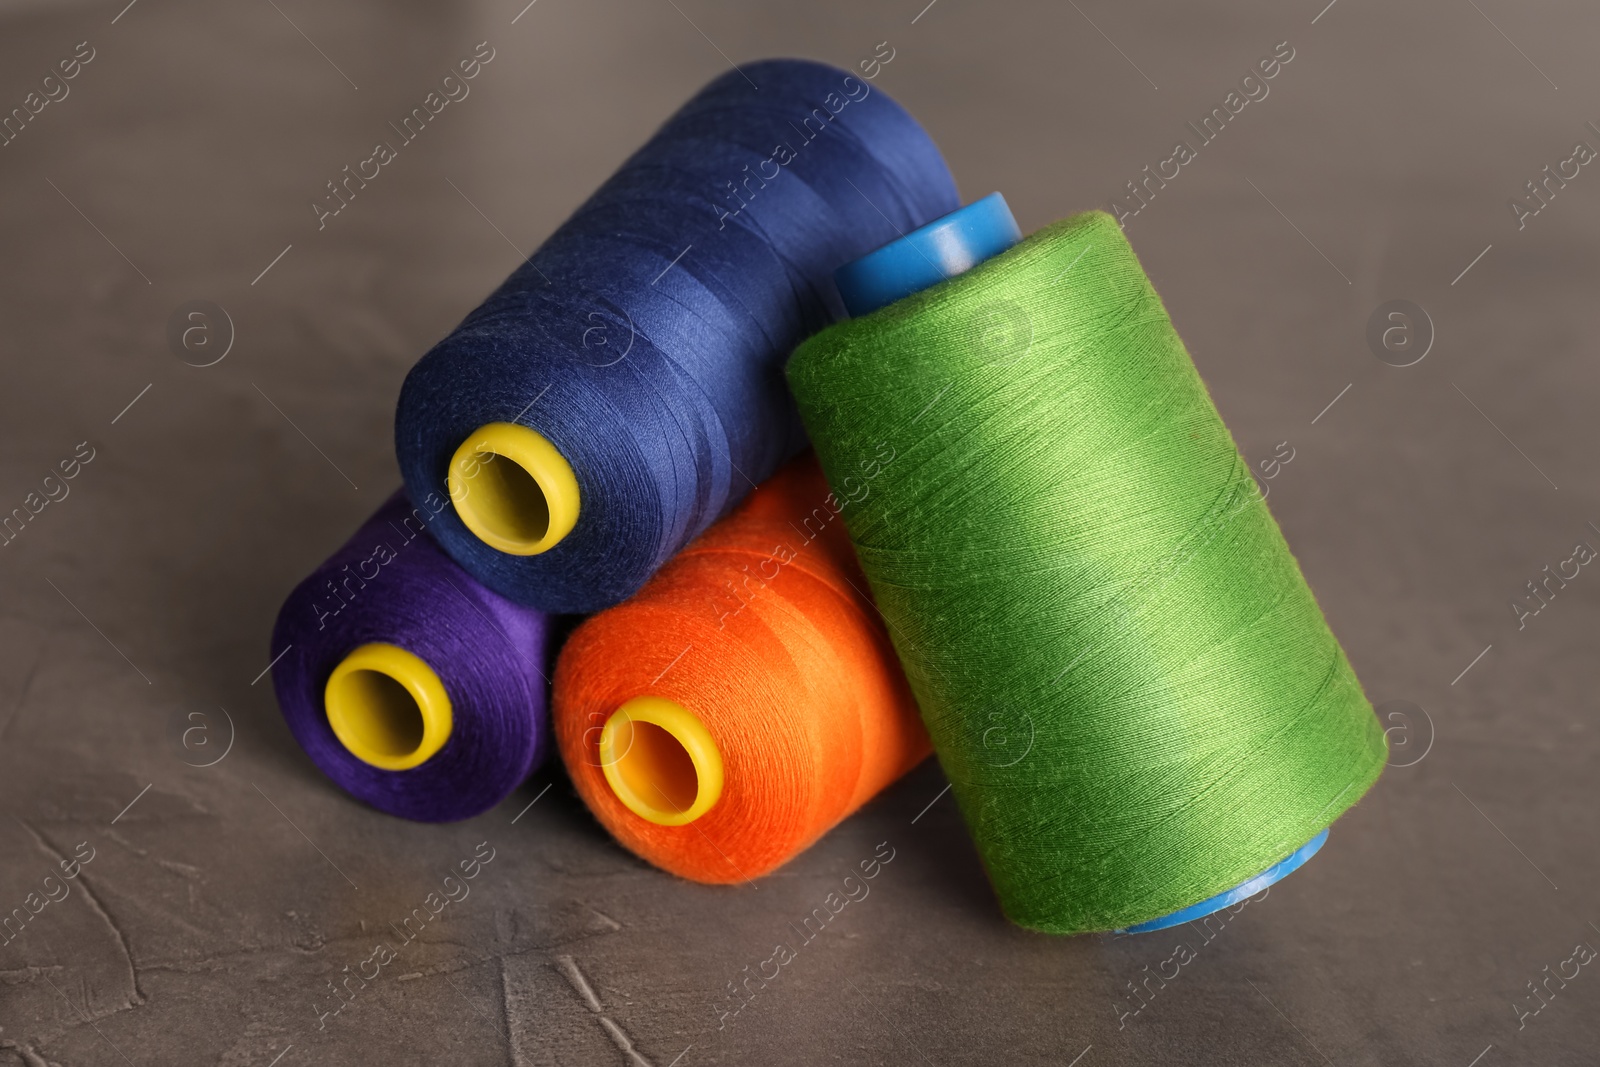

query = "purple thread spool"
[{"left": 271, "top": 490, "right": 550, "bottom": 821}]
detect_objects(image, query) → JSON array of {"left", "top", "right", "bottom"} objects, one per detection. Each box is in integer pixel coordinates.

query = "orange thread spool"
[{"left": 553, "top": 454, "right": 930, "bottom": 883}]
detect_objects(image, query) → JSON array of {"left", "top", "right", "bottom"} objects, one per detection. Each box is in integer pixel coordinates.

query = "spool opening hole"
[
  {"left": 609, "top": 718, "right": 700, "bottom": 816},
  {"left": 329, "top": 669, "right": 425, "bottom": 758},
  {"left": 470, "top": 452, "right": 551, "bottom": 544}
]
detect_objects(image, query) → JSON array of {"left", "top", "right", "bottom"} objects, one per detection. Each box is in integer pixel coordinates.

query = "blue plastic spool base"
[
  {"left": 833, "top": 193, "right": 1330, "bottom": 934},
  {"left": 1116, "top": 828, "right": 1328, "bottom": 934}
]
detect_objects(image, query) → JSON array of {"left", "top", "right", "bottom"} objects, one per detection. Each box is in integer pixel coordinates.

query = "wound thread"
[
  {"left": 396, "top": 59, "right": 959, "bottom": 613},
  {"left": 553, "top": 454, "right": 930, "bottom": 883},
  {"left": 271, "top": 491, "right": 551, "bottom": 822},
  {"left": 787, "top": 211, "right": 1387, "bottom": 933}
]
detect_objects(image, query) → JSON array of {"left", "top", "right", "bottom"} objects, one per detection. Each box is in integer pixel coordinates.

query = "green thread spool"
[{"left": 787, "top": 209, "right": 1387, "bottom": 934}]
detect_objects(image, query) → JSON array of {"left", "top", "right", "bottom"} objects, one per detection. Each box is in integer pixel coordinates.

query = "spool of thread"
[
  {"left": 396, "top": 58, "right": 959, "bottom": 614},
  {"left": 552, "top": 453, "right": 930, "bottom": 882},
  {"left": 271, "top": 490, "right": 551, "bottom": 821},
  {"left": 788, "top": 202, "right": 1387, "bottom": 933}
]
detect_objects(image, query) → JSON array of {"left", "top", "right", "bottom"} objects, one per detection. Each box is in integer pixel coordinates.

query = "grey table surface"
[{"left": 1, "top": 0, "right": 1597, "bottom": 1063}]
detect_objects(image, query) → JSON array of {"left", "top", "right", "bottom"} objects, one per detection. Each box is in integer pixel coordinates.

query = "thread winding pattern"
[
  {"left": 553, "top": 455, "right": 930, "bottom": 883},
  {"left": 272, "top": 491, "right": 551, "bottom": 821},
  {"left": 787, "top": 211, "right": 1387, "bottom": 932},
  {"left": 397, "top": 59, "right": 959, "bottom": 613}
]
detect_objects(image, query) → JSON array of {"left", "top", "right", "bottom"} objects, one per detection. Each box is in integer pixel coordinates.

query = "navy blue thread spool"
[{"left": 396, "top": 59, "right": 959, "bottom": 613}]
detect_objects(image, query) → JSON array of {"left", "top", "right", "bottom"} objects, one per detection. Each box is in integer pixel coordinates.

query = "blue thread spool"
[
  {"left": 830, "top": 192, "right": 1328, "bottom": 934},
  {"left": 395, "top": 59, "right": 959, "bottom": 614}
]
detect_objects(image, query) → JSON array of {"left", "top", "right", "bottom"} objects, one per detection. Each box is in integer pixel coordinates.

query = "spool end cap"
[
  {"left": 1115, "top": 828, "right": 1330, "bottom": 935},
  {"left": 324, "top": 642, "right": 453, "bottom": 771},
  {"left": 598, "top": 696, "right": 724, "bottom": 826},
  {"left": 833, "top": 192, "right": 1023, "bottom": 317},
  {"left": 448, "top": 422, "right": 580, "bottom": 556}
]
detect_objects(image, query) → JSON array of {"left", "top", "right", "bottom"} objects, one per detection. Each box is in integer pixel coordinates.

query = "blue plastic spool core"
[
  {"left": 834, "top": 192, "right": 1024, "bottom": 317},
  {"left": 1115, "top": 828, "right": 1329, "bottom": 934},
  {"left": 833, "top": 193, "right": 1330, "bottom": 933}
]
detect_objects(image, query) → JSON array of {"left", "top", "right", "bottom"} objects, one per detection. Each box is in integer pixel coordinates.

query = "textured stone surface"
[{"left": 0, "top": 0, "right": 1596, "bottom": 1063}]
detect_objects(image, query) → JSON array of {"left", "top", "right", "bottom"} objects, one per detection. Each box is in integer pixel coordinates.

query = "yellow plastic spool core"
[
  {"left": 598, "top": 696, "right": 724, "bottom": 826},
  {"left": 324, "top": 643, "right": 453, "bottom": 771},
  {"left": 447, "top": 422, "right": 580, "bottom": 556}
]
